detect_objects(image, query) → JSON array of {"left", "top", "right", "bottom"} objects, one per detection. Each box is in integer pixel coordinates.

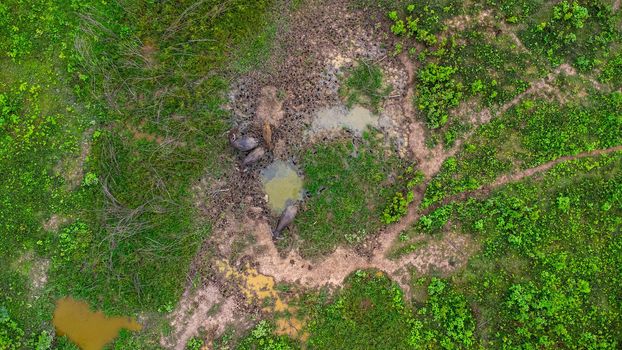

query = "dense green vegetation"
[
  {"left": 422, "top": 92, "right": 622, "bottom": 208},
  {"left": 453, "top": 152, "right": 622, "bottom": 347},
  {"left": 306, "top": 271, "right": 416, "bottom": 349},
  {"left": 382, "top": 167, "right": 424, "bottom": 224},
  {"left": 415, "top": 63, "right": 463, "bottom": 129},
  {"left": 1, "top": 0, "right": 275, "bottom": 348},
  {"left": 257, "top": 152, "right": 622, "bottom": 350},
  {"left": 386, "top": 0, "right": 620, "bottom": 142},
  {"left": 600, "top": 52, "right": 622, "bottom": 88},
  {"left": 520, "top": 0, "right": 618, "bottom": 70},
  {"left": 235, "top": 321, "right": 296, "bottom": 350}
]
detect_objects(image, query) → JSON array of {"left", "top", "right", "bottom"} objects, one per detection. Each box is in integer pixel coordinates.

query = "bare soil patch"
[
  {"left": 42, "top": 214, "right": 69, "bottom": 232},
  {"left": 161, "top": 284, "right": 242, "bottom": 350}
]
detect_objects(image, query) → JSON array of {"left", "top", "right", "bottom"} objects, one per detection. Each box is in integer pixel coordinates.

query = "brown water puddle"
[
  {"left": 260, "top": 161, "right": 303, "bottom": 214},
  {"left": 53, "top": 297, "right": 141, "bottom": 350}
]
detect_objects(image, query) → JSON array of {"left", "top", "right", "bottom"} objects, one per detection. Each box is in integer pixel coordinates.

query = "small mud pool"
[
  {"left": 260, "top": 161, "right": 303, "bottom": 213},
  {"left": 311, "top": 105, "right": 379, "bottom": 135},
  {"left": 53, "top": 297, "right": 141, "bottom": 350}
]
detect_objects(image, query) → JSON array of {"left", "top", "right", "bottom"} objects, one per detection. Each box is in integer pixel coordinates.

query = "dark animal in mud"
[
  {"left": 243, "top": 147, "right": 265, "bottom": 166},
  {"left": 272, "top": 204, "right": 298, "bottom": 239},
  {"left": 229, "top": 131, "right": 259, "bottom": 151}
]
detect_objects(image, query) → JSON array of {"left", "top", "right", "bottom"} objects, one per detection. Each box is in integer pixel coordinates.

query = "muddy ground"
[{"left": 160, "top": 0, "right": 614, "bottom": 348}]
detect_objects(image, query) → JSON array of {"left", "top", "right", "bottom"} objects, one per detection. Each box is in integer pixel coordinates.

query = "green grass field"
[{"left": 1, "top": 0, "right": 621, "bottom": 349}]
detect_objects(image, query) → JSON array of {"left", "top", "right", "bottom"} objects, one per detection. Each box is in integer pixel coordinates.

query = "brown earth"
[
  {"left": 161, "top": 284, "right": 241, "bottom": 350},
  {"left": 42, "top": 214, "right": 69, "bottom": 232}
]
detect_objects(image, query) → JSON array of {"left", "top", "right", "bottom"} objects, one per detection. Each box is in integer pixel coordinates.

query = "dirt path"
[
  {"left": 403, "top": 59, "right": 573, "bottom": 179},
  {"left": 250, "top": 145, "right": 622, "bottom": 290},
  {"left": 165, "top": 142, "right": 621, "bottom": 347},
  {"left": 161, "top": 284, "right": 239, "bottom": 350},
  {"left": 492, "top": 145, "right": 622, "bottom": 187}
]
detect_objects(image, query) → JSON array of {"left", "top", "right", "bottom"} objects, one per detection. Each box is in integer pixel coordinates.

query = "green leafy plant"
[
  {"left": 186, "top": 337, "right": 204, "bottom": 350},
  {"left": 382, "top": 167, "right": 424, "bottom": 224},
  {"left": 420, "top": 278, "right": 476, "bottom": 349},
  {"left": 0, "top": 307, "right": 24, "bottom": 350},
  {"left": 237, "top": 320, "right": 295, "bottom": 350},
  {"left": 599, "top": 53, "right": 622, "bottom": 88},
  {"left": 53, "top": 221, "right": 91, "bottom": 265},
  {"left": 416, "top": 63, "right": 463, "bottom": 129},
  {"left": 521, "top": 0, "right": 617, "bottom": 69}
]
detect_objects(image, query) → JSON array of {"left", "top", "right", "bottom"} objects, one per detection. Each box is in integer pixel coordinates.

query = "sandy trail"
[
  {"left": 162, "top": 284, "right": 239, "bottom": 350},
  {"left": 492, "top": 145, "right": 622, "bottom": 187},
  {"left": 403, "top": 58, "right": 574, "bottom": 179},
  {"left": 250, "top": 54, "right": 617, "bottom": 286},
  {"left": 251, "top": 144, "right": 622, "bottom": 290},
  {"left": 164, "top": 143, "right": 621, "bottom": 348}
]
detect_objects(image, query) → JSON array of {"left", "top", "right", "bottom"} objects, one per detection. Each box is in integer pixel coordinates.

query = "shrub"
[
  {"left": 521, "top": 0, "right": 617, "bottom": 69},
  {"left": 382, "top": 168, "right": 425, "bottom": 224},
  {"left": 415, "top": 63, "right": 463, "bottom": 129},
  {"left": 599, "top": 53, "right": 622, "bottom": 88},
  {"left": 0, "top": 307, "right": 24, "bottom": 350},
  {"left": 237, "top": 321, "right": 295, "bottom": 350}
]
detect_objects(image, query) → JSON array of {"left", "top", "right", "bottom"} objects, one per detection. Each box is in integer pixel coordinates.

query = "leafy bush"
[
  {"left": 0, "top": 307, "right": 24, "bottom": 350},
  {"left": 415, "top": 204, "right": 454, "bottom": 235},
  {"left": 382, "top": 167, "right": 424, "bottom": 224},
  {"left": 237, "top": 320, "right": 295, "bottom": 350},
  {"left": 521, "top": 0, "right": 618, "bottom": 69},
  {"left": 599, "top": 53, "right": 622, "bottom": 88},
  {"left": 186, "top": 337, "right": 204, "bottom": 350},
  {"left": 416, "top": 63, "right": 463, "bottom": 129},
  {"left": 47, "top": 221, "right": 93, "bottom": 270},
  {"left": 418, "top": 278, "right": 476, "bottom": 349},
  {"left": 387, "top": 6, "right": 438, "bottom": 46}
]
